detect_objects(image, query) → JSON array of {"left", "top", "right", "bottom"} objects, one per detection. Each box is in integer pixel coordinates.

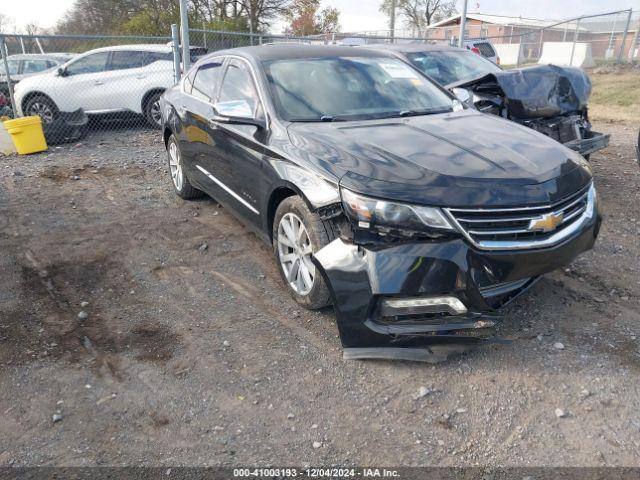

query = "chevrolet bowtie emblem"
[{"left": 528, "top": 212, "right": 564, "bottom": 233}]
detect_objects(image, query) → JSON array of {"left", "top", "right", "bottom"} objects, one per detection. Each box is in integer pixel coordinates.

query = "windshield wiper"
[
  {"left": 395, "top": 108, "right": 452, "bottom": 118},
  {"left": 320, "top": 115, "right": 346, "bottom": 122}
]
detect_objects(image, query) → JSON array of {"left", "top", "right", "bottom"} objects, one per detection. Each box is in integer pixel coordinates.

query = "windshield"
[
  {"left": 407, "top": 50, "right": 501, "bottom": 86},
  {"left": 263, "top": 56, "right": 454, "bottom": 121}
]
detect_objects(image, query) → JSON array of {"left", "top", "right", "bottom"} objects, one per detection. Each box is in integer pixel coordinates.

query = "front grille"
[{"left": 446, "top": 183, "right": 593, "bottom": 250}]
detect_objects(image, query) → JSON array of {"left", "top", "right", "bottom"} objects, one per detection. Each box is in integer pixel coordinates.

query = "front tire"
[
  {"left": 25, "top": 95, "right": 58, "bottom": 124},
  {"left": 273, "top": 196, "right": 335, "bottom": 310},
  {"left": 166, "top": 134, "right": 203, "bottom": 200}
]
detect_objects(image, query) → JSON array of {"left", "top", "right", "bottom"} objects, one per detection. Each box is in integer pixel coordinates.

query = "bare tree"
[
  {"left": 380, "top": 0, "right": 456, "bottom": 36},
  {"left": 0, "top": 12, "right": 17, "bottom": 34}
]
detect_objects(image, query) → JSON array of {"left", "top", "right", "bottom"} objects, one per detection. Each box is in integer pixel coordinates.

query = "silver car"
[{"left": 0, "top": 53, "right": 75, "bottom": 95}]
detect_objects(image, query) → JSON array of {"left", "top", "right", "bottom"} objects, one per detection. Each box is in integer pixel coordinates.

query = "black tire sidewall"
[{"left": 272, "top": 196, "right": 332, "bottom": 309}]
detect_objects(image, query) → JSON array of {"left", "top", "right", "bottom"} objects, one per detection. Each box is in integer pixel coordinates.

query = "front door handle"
[
  {"left": 94, "top": 80, "right": 104, "bottom": 86},
  {"left": 136, "top": 75, "right": 147, "bottom": 80}
]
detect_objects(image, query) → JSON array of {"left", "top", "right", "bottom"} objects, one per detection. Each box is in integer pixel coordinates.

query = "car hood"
[{"left": 287, "top": 109, "right": 592, "bottom": 208}]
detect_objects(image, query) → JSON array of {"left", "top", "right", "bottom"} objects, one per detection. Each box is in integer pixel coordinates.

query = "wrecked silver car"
[{"left": 373, "top": 44, "right": 610, "bottom": 158}]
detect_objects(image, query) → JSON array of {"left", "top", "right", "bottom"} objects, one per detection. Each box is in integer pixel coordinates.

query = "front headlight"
[{"left": 341, "top": 188, "right": 454, "bottom": 236}]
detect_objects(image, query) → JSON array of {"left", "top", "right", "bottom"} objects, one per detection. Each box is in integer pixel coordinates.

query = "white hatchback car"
[{"left": 14, "top": 44, "right": 178, "bottom": 128}]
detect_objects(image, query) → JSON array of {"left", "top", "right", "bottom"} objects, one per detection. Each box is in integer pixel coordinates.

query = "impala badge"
[{"left": 528, "top": 212, "right": 564, "bottom": 233}]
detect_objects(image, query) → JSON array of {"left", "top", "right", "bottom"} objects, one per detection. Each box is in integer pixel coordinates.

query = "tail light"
[
  {"left": 471, "top": 47, "right": 481, "bottom": 55},
  {"left": 0, "top": 93, "right": 7, "bottom": 108},
  {"left": 496, "top": 56, "right": 500, "bottom": 65}
]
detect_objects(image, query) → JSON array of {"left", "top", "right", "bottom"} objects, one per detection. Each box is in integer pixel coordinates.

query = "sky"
[{"left": 0, "top": 0, "right": 638, "bottom": 33}]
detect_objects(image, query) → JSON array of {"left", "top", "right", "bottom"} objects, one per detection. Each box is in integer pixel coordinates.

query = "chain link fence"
[
  {"left": 343, "top": 9, "right": 639, "bottom": 67},
  {"left": 0, "top": 32, "right": 178, "bottom": 143},
  {"left": 0, "top": 8, "right": 637, "bottom": 145}
]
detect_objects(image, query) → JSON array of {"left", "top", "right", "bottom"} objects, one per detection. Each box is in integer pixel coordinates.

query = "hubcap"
[
  {"left": 168, "top": 140, "right": 184, "bottom": 191},
  {"left": 150, "top": 99, "right": 162, "bottom": 126},
  {"left": 277, "top": 212, "right": 316, "bottom": 296},
  {"left": 29, "top": 102, "right": 54, "bottom": 123}
]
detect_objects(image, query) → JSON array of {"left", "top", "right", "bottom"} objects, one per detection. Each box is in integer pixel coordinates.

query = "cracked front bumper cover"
[
  {"left": 313, "top": 213, "right": 601, "bottom": 362},
  {"left": 564, "top": 130, "right": 610, "bottom": 157}
]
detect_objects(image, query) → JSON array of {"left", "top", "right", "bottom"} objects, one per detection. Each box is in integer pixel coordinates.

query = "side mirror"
[
  {"left": 212, "top": 100, "right": 265, "bottom": 129},
  {"left": 451, "top": 87, "right": 471, "bottom": 104},
  {"left": 57, "top": 67, "right": 67, "bottom": 77}
]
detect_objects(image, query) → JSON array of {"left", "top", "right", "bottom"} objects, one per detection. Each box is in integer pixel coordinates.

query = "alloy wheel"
[
  {"left": 150, "top": 99, "right": 162, "bottom": 127},
  {"left": 277, "top": 212, "right": 316, "bottom": 296},
  {"left": 29, "top": 102, "right": 54, "bottom": 123},
  {"left": 168, "top": 140, "right": 184, "bottom": 191}
]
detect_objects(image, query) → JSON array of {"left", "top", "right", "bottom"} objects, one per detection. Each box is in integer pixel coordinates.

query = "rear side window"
[
  {"left": 144, "top": 51, "right": 173, "bottom": 66},
  {"left": 474, "top": 42, "right": 496, "bottom": 58},
  {"left": 191, "top": 61, "right": 224, "bottom": 102},
  {"left": 22, "top": 59, "right": 51, "bottom": 74},
  {"left": 6, "top": 60, "right": 20, "bottom": 75},
  {"left": 109, "top": 50, "right": 145, "bottom": 70}
]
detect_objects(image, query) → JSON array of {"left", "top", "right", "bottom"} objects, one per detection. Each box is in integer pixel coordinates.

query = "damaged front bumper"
[
  {"left": 313, "top": 212, "right": 601, "bottom": 363},
  {"left": 563, "top": 130, "right": 610, "bottom": 157}
]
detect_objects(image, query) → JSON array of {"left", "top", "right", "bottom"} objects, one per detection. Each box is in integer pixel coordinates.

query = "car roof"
[
  {"left": 364, "top": 43, "right": 468, "bottom": 54},
  {"left": 199, "top": 44, "right": 396, "bottom": 62},
  {"left": 86, "top": 44, "right": 173, "bottom": 54},
  {"left": 7, "top": 53, "right": 73, "bottom": 61}
]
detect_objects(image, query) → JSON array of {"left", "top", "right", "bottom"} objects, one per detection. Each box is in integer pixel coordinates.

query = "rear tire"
[
  {"left": 144, "top": 91, "right": 163, "bottom": 129},
  {"left": 273, "top": 196, "right": 335, "bottom": 310},
  {"left": 25, "top": 95, "right": 58, "bottom": 124},
  {"left": 166, "top": 134, "right": 203, "bottom": 200}
]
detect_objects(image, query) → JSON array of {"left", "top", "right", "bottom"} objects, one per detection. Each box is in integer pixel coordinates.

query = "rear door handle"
[
  {"left": 94, "top": 80, "right": 104, "bottom": 86},
  {"left": 135, "top": 75, "right": 147, "bottom": 80}
]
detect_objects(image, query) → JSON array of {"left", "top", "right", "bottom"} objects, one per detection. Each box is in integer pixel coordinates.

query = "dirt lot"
[{"left": 0, "top": 120, "right": 639, "bottom": 467}]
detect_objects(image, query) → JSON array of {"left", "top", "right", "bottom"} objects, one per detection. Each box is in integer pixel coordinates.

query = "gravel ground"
[{"left": 0, "top": 121, "right": 639, "bottom": 467}]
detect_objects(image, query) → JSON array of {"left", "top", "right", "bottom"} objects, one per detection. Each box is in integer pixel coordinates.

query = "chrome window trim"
[{"left": 444, "top": 183, "right": 596, "bottom": 251}]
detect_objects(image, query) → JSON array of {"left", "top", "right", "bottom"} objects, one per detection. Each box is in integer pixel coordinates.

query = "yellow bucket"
[{"left": 3, "top": 116, "right": 48, "bottom": 155}]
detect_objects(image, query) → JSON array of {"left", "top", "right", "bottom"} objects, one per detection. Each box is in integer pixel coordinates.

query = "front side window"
[
  {"left": 109, "top": 51, "right": 145, "bottom": 70},
  {"left": 191, "top": 60, "right": 224, "bottom": 102},
  {"left": 65, "top": 52, "right": 109, "bottom": 75},
  {"left": 263, "top": 56, "right": 454, "bottom": 122},
  {"left": 217, "top": 60, "right": 261, "bottom": 117},
  {"left": 407, "top": 50, "right": 501, "bottom": 85},
  {"left": 22, "top": 59, "right": 51, "bottom": 74}
]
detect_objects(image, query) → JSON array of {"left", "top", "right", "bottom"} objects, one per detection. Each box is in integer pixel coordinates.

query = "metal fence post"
[
  {"left": 569, "top": 18, "right": 580, "bottom": 66},
  {"left": 458, "top": 0, "right": 468, "bottom": 48},
  {"left": 516, "top": 39, "right": 522, "bottom": 67},
  {"left": 179, "top": 0, "right": 190, "bottom": 72},
  {"left": 537, "top": 27, "right": 544, "bottom": 59},
  {"left": 171, "top": 24, "right": 181, "bottom": 83},
  {"left": 0, "top": 36, "right": 18, "bottom": 115},
  {"left": 629, "top": 18, "right": 640, "bottom": 62},
  {"left": 617, "top": 9, "right": 633, "bottom": 63}
]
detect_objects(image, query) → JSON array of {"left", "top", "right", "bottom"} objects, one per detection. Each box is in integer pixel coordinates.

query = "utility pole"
[
  {"left": 458, "top": 0, "right": 468, "bottom": 48},
  {"left": 389, "top": 0, "right": 396, "bottom": 42},
  {"left": 179, "top": 0, "right": 190, "bottom": 71},
  {"left": 248, "top": 0, "right": 254, "bottom": 45}
]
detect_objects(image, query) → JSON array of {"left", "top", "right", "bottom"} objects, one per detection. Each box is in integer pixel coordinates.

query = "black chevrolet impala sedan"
[{"left": 159, "top": 45, "right": 601, "bottom": 362}]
